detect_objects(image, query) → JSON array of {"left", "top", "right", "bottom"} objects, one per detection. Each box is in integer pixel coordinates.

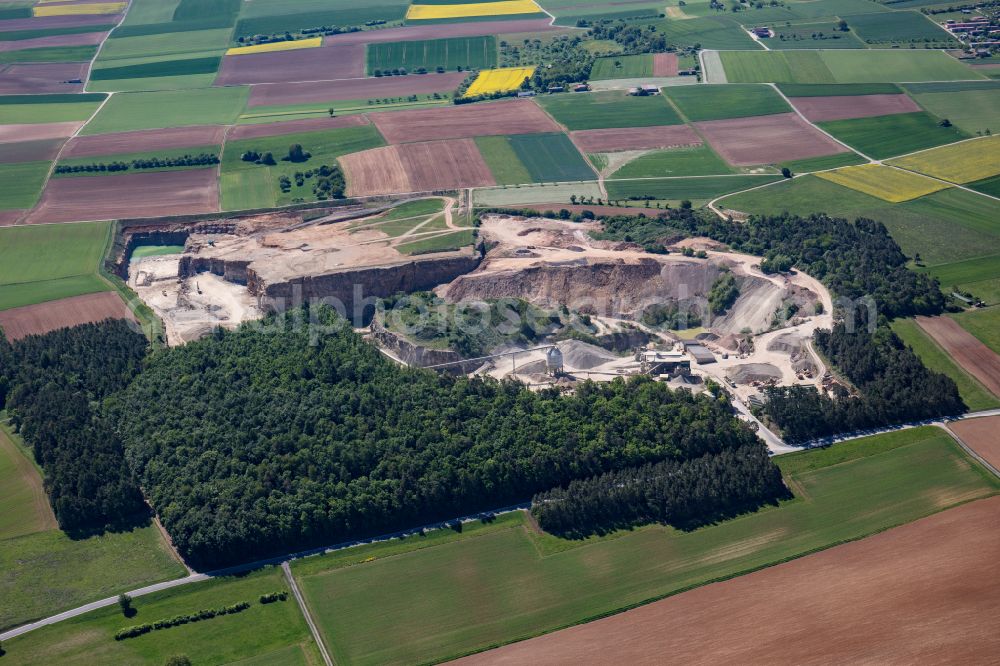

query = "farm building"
[
  {"left": 683, "top": 343, "right": 716, "bottom": 365},
  {"left": 751, "top": 27, "right": 773, "bottom": 38}
]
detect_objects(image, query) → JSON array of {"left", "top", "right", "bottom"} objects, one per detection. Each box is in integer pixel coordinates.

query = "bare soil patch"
[
  {"left": 249, "top": 72, "right": 467, "bottom": 107},
  {"left": 0, "top": 62, "right": 88, "bottom": 94},
  {"left": 0, "top": 14, "right": 120, "bottom": 31},
  {"left": 372, "top": 99, "right": 560, "bottom": 144},
  {"left": 62, "top": 125, "right": 227, "bottom": 158},
  {"left": 694, "top": 113, "right": 848, "bottom": 166},
  {"left": 0, "top": 291, "right": 135, "bottom": 341},
  {"left": 652, "top": 53, "right": 679, "bottom": 77},
  {"left": 0, "top": 121, "right": 82, "bottom": 143},
  {"left": 458, "top": 496, "right": 1000, "bottom": 666},
  {"left": 571, "top": 125, "right": 701, "bottom": 153},
  {"left": 0, "top": 210, "right": 23, "bottom": 227},
  {"left": 323, "top": 18, "right": 557, "bottom": 47},
  {"left": 916, "top": 315, "right": 1000, "bottom": 397},
  {"left": 342, "top": 138, "right": 495, "bottom": 196},
  {"left": 25, "top": 168, "right": 220, "bottom": 224},
  {"left": 949, "top": 416, "right": 1000, "bottom": 471},
  {"left": 227, "top": 115, "right": 369, "bottom": 141},
  {"left": 214, "top": 44, "right": 365, "bottom": 86},
  {"left": 0, "top": 138, "right": 64, "bottom": 164},
  {"left": 0, "top": 30, "right": 106, "bottom": 53},
  {"left": 790, "top": 94, "right": 922, "bottom": 123}
]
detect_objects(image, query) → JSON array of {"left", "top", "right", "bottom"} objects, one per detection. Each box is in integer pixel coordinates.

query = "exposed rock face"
[
  {"left": 369, "top": 318, "right": 479, "bottom": 373},
  {"left": 444, "top": 258, "right": 721, "bottom": 318}
]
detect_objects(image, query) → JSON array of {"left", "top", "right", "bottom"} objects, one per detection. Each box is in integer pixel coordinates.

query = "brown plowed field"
[
  {"left": 0, "top": 210, "right": 23, "bottom": 227},
  {"left": 372, "top": 99, "right": 560, "bottom": 144},
  {"left": 571, "top": 125, "right": 701, "bottom": 153},
  {"left": 248, "top": 71, "right": 468, "bottom": 107},
  {"left": 457, "top": 496, "right": 1000, "bottom": 666},
  {"left": 949, "top": 416, "right": 1000, "bottom": 471},
  {"left": 0, "top": 138, "right": 64, "bottom": 163},
  {"left": 228, "top": 115, "right": 369, "bottom": 141},
  {"left": 24, "top": 168, "right": 220, "bottom": 224},
  {"left": 790, "top": 94, "right": 922, "bottom": 122},
  {"left": 0, "top": 292, "right": 135, "bottom": 341},
  {"left": 916, "top": 315, "right": 1000, "bottom": 397},
  {"left": 695, "top": 113, "right": 848, "bottom": 166},
  {"left": 0, "top": 62, "right": 88, "bottom": 94},
  {"left": 652, "top": 52, "right": 679, "bottom": 77},
  {"left": 0, "top": 121, "right": 82, "bottom": 143},
  {"left": 62, "top": 125, "right": 226, "bottom": 158},
  {"left": 323, "top": 18, "right": 557, "bottom": 46},
  {"left": 0, "top": 30, "right": 106, "bottom": 53},
  {"left": 341, "top": 138, "right": 495, "bottom": 196},
  {"left": 0, "top": 14, "right": 120, "bottom": 31},
  {"left": 214, "top": 44, "right": 365, "bottom": 86}
]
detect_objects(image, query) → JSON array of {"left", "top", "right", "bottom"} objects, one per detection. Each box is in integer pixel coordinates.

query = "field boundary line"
[
  {"left": 82, "top": 0, "right": 131, "bottom": 89},
  {"left": 941, "top": 423, "right": 1000, "bottom": 479},
  {"left": 768, "top": 83, "right": 872, "bottom": 161},
  {"left": 283, "top": 562, "right": 334, "bottom": 666}
]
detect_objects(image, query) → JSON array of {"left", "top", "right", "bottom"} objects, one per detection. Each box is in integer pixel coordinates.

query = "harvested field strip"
[
  {"left": 406, "top": 1, "right": 543, "bottom": 21},
  {"left": 652, "top": 52, "right": 677, "bottom": 77},
  {"left": 294, "top": 428, "right": 999, "bottom": 666},
  {"left": 571, "top": 125, "right": 701, "bottom": 153},
  {"left": 465, "top": 66, "right": 536, "bottom": 97},
  {"left": 950, "top": 306, "right": 1000, "bottom": 356},
  {"left": 0, "top": 292, "right": 135, "bottom": 342},
  {"left": 33, "top": 2, "right": 125, "bottom": 17},
  {"left": 790, "top": 94, "right": 921, "bottom": 123},
  {"left": 459, "top": 497, "right": 1000, "bottom": 665},
  {"left": 0, "top": 138, "right": 64, "bottom": 164},
  {"left": 950, "top": 416, "right": 1000, "bottom": 471},
  {"left": 916, "top": 315, "right": 1000, "bottom": 398},
  {"left": 0, "top": 62, "right": 88, "bottom": 95},
  {"left": 62, "top": 125, "right": 227, "bottom": 158},
  {"left": 891, "top": 318, "right": 1000, "bottom": 412},
  {"left": 341, "top": 139, "right": 496, "bottom": 197},
  {"left": 227, "top": 115, "right": 369, "bottom": 141},
  {"left": 816, "top": 164, "right": 949, "bottom": 203},
  {"left": 0, "top": 424, "right": 57, "bottom": 540},
  {"left": 0, "top": 121, "right": 82, "bottom": 142},
  {"left": 226, "top": 37, "right": 321, "bottom": 57},
  {"left": 887, "top": 135, "right": 1000, "bottom": 185},
  {"left": 818, "top": 112, "right": 969, "bottom": 161},
  {"left": 247, "top": 71, "right": 467, "bottom": 107},
  {"left": 694, "top": 113, "right": 848, "bottom": 167},
  {"left": 371, "top": 98, "right": 560, "bottom": 144},
  {"left": 215, "top": 44, "right": 365, "bottom": 86}
]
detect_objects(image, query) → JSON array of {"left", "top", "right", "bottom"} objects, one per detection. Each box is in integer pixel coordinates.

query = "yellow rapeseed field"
[
  {"left": 406, "top": 0, "right": 543, "bottom": 21},
  {"left": 33, "top": 2, "right": 126, "bottom": 16},
  {"left": 887, "top": 135, "right": 1000, "bottom": 184},
  {"left": 816, "top": 164, "right": 951, "bottom": 203},
  {"left": 464, "top": 66, "right": 536, "bottom": 97},
  {"left": 226, "top": 37, "right": 323, "bottom": 57}
]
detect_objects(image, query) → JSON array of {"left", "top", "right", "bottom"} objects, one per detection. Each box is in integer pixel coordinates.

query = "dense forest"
[
  {"left": 0, "top": 322, "right": 149, "bottom": 532},
  {"left": 110, "top": 307, "right": 768, "bottom": 567},
  {"left": 531, "top": 443, "right": 788, "bottom": 537}
]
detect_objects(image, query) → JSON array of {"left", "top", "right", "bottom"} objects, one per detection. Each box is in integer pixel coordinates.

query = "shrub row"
[
  {"left": 55, "top": 154, "right": 219, "bottom": 175},
  {"left": 259, "top": 591, "right": 288, "bottom": 604},
  {"left": 114, "top": 602, "right": 250, "bottom": 641}
]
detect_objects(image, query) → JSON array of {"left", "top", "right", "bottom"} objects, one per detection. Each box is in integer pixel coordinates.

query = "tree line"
[
  {"left": 0, "top": 321, "right": 149, "bottom": 533},
  {"left": 109, "top": 307, "right": 767, "bottom": 567},
  {"left": 54, "top": 153, "right": 219, "bottom": 175},
  {"left": 531, "top": 443, "right": 788, "bottom": 537}
]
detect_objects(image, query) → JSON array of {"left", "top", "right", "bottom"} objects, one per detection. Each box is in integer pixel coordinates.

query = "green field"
[
  {"left": 890, "top": 319, "right": 1000, "bottom": 411},
  {"left": 719, "top": 49, "right": 985, "bottom": 84},
  {"left": 0, "top": 94, "right": 105, "bottom": 124},
  {"left": 0, "top": 425, "right": 54, "bottom": 540},
  {"left": 950, "top": 306, "right": 1000, "bottom": 354},
  {"left": 591, "top": 54, "right": 655, "bottom": 79},
  {"left": 778, "top": 82, "right": 902, "bottom": 97},
  {"left": 475, "top": 135, "right": 533, "bottom": 185},
  {"left": 474, "top": 181, "right": 604, "bottom": 206},
  {"left": 0, "top": 221, "right": 112, "bottom": 310},
  {"left": 652, "top": 15, "right": 759, "bottom": 50},
  {"left": 396, "top": 229, "right": 474, "bottom": 255},
  {"left": 367, "top": 36, "right": 496, "bottom": 72},
  {"left": 537, "top": 90, "right": 683, "bottom": 130},
  {"left": 610, "top": 145, "right": 734, "bottom": 178},
  {"left": 4, "top": 567, "right": 322, "bottom": 665},
  {"left": 770, "top": 21, "right": 867, "bottom": 49},
  {"left": 0, "top": 45, "right": 97, "bottom": 63},
  {"left": 718, "top": 176, "right": 1000, "bottom": 271},
  {"left": 90, "top": 55, "right": 222, "bottom": 81},
  {"left": 778, "top": 151, "right": 866, "bottom": 173},
  {"left": 81, "top": 86, "right": 249, "bottom": 135},
  {"left": 355, "top": 198, "right": 447, "bottom": 237},
  {"left": 220, "top": 123, "right": 385, "bottom": 209},
  {"left": 0, "top": 24, "right": 116, "bottom": 41},
  {"left": 818, "top": 112, "right": 968, "bottom": 160},
  {"left": 291, "top": 427, "right": 998, "bottom": 665},
  {"left": 969, "top": 174, "right": 1000, "bottom": 198},
  {"left": 1, "top": 524, "right": 186, "bottom": 632},
  {"left": 0, "top": 161, "right": 50, "bottom": 210},
  {"left": 506, "top": 132, "right": 596, "bottom": 182},
  {"left": 921, "top": 254, "right": 1000, "bottom": 296},
  {"left": 907, "top": 87, "right": 1000, "bottom": 136},
  {"left": 844, "top": 10, "right": 957, "bottom": 45},
  {"left": 235, "top": 6, "right": 408, "bottom": 38},
  {"left": 606, "top": 174, "right": 782, "bottom": 201},
  {"left": 663, "top": 83, "right": 790, "bottom": 121},
  {"left": 96, "top": 28, "right": 231, "bottom": 63}
]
